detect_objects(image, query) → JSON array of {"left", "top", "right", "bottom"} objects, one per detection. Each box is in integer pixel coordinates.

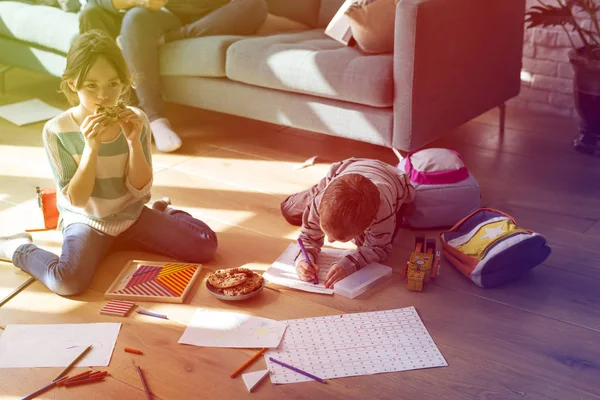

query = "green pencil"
[{"left": 54, "top": 344, "right": 93, "bottom": 381}]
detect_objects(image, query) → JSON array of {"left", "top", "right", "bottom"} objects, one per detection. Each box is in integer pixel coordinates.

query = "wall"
[{"left": 513, "top": 0, "right": 598, "bottom": 118}]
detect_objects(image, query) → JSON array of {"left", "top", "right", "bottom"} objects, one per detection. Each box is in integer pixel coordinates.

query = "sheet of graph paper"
[
  {"left": 265, "top": 307, "right": 447, "bottom": 383},
  {"left": 263, "top": 243, "right": 350, "bottom": 294}
]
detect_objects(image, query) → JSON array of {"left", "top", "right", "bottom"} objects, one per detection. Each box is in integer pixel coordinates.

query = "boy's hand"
[
  {"left": 296, "top": 260, "right": 319, "bottom": 282},
  {"left": 325, "top": 264, "right": 347, "bottom": 288}
]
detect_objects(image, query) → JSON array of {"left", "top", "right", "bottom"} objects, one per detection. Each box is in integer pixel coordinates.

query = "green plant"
[{"left": 525, "top": 0, "right": 600, "bottom": 60}]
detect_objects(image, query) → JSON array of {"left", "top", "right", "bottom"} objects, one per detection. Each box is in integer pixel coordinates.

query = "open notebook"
[{"left": 263, "top": 243, "right": 392, "bottom": 297}]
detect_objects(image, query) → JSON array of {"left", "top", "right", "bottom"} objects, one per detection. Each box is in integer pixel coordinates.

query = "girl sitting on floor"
[{"left": 0, "top": 30, "right": 218, "bottom": 296}]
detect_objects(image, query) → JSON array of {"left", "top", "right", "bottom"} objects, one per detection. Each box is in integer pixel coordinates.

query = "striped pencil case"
[{"left": 440, "top": 208, "right": 551, "bottom": 288}]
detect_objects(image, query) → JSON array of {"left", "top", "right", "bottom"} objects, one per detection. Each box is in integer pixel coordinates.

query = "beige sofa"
[{"left": 0, "top": 0, "right": 526, "bottom": 150}]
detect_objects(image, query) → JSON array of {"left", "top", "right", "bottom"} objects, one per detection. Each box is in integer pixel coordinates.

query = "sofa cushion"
[
  {"left": 159, "top": 35, "right": 245, "bottom": 77},
  {"left": 0, "top": 1, "right": 78, "bottom": 54},
  {"left": 225, "top": 30, "right": 393, "bottom": 108}
]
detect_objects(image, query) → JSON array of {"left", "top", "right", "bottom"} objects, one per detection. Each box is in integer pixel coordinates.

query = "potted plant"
[{"left": 525, "top": 0, "right": 600, "bottom": 155}]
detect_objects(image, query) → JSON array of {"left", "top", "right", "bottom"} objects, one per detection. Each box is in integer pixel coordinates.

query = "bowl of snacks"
[{"left": 206, "top": 268, "right": 264, "bottom": 301}]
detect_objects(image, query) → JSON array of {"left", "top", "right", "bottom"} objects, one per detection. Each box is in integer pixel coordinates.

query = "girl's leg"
[
  {"left": 117, "top": 207, "right": 218, "bottom": 263},
  {"left": 12, "top": 224, "right": 115, "bottom": 296}
]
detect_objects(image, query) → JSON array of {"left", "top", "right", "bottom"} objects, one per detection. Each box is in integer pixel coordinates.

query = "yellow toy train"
[{"left": 401, "top": 236, "right": 441, "bottom": 292}]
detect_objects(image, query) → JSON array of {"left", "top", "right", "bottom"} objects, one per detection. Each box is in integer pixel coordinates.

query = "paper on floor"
[
  {"left": 0, "top": 323, "right": 121, "bottom": 368},
  {"left": 178, "top": 309, "right": 287, "bottom": 349},
  {"left": 264, "top": 243, "right": 355, "bottom": 294},
  {"left": 0, "top": 99, "right": 64, "bottom": 126}
]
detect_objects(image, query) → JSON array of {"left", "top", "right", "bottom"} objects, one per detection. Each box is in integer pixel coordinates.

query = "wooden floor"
[{"left": 1, "top": 69, "right": 599, "bottom": 400}]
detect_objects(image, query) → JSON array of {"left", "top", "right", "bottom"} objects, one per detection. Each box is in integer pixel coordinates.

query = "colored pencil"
[
  {"left": 269, "top": 357, "right": 327, "bottom": 384},
  {"left": 0, "top": 277, "right": 35, "bottom": 308},
  {"left": 56, "top": 370, "right": 93, "bottom": 386},
  {"left": 297, "top": 238, "right": 319, "bottom": 284},
  {"left": 125, "top": 348, "right": 144, "bottom": 355},
  {"left": 21, "top": 375, "right": 69, "bottom": 400},
  {"left": 136, "top": 365, "right": 153, "bottom": 400},
  {"left": 64, "top": 375, "right": 106, "bottom": 387},
  {"left": 230, "top": 348, "right": 268, "bottom": 378},
  {"left": 54, "top": 344, "right": 93, "bottom": 381},
  {"left": 88, "top": 371, "right": 108, "bottom": 379},
  {"left": 136, "top": 309, "right": 168, "bottom": 319}
]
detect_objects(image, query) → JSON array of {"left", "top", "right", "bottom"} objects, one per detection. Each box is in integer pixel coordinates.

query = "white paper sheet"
[
  {"left": 264, "top": 243, "right": 351, "bottom": 294},
  {"left": 0, "top": 99, "right": 64, "bottom": 126},
  {"left": 265, "top": 307, "right": 448, "bottom": 384},
  {"left": 0, "top": 323, "right": 121, "bottom": 368},
  {"left": 178, "top": 309, "right": 287, "bottom": 349}
]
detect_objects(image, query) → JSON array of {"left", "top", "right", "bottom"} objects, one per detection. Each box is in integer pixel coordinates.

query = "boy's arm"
[
  {"left": 336, "top": 205, "right": 397, "bottom": 275},
  {"left": 295, "top": 198, "right": 325, "bottom": 267}
]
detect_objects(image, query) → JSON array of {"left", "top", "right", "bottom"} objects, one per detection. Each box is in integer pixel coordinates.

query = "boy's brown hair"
[
  {"left": 60, "top": 30, "right": 132, "bottom": 106},
  {"left": 318, "top": 174, "right": 380, "bottom": 241}
]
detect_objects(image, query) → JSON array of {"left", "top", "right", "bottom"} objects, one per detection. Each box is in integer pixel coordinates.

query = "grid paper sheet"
[{"left": 265, "top": 307, "right": 447, "bottom": 384}]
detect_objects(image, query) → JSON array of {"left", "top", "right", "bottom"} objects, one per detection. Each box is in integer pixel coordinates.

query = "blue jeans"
[
  {"left": 79, "top": 0, "right": 268, "bottom": 122},
  {"left": 12, "top": 207, "right": 218, "bottom": 296}
]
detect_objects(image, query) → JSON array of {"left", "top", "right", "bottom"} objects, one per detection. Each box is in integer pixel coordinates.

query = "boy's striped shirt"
[
  {"left": 42, "top": 107, "right": 152, "bottom": 236},
  {"left": 297, "top": 158, "right": 415, "bottom": 276}
]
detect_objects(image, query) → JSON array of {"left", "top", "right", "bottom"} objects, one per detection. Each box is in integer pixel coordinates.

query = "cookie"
[
  {"left": 223, "top": 274, "right": 264, "bottom": 296},
  {"left": 97, "top": 102, "right": 126, "bottom": 122},
  {"left": 208, "top": 271, "right": 248, "bottom": 289}
]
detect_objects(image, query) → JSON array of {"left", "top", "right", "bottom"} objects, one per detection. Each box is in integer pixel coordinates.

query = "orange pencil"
[
  {"left": 230, "top": 348, "right": 268, "bottom": 378},
  {"left": 64, "top": 375, "right": 106, "bottom": 388},
  {"left": 57, "top": 370, "right": 93, "bottom": 386},
  {"left": 88, "top": 371, "right": 109, "bottom": 379},
  {"left": 125, "top": 348, "right": 144, "bottom": 355}
]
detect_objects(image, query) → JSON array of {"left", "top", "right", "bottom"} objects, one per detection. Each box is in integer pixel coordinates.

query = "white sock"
[
  {"left": 150, "top": 118, "right": 182, "bottom": 153},
  {"left": 0, "top": 233, "right": 33, "bottom": 262}
]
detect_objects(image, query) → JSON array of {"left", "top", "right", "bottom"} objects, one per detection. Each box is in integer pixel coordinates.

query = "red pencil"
[
  {"left": 64, "top": 375, "right": 106, "bottom": 387},
  {"left": 125, "top": 347, "right": 144, "bottom": 355},
  {"left": 57, "top": 370, "right": 93, "bottom": 386}
]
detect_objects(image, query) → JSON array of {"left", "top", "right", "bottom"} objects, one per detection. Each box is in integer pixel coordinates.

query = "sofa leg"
[
  {"left": 499, "top": 103, "right": 506, "bottom": 136},
  {"left": 0, "top": 65, "right": 12, "bottom": 95}
]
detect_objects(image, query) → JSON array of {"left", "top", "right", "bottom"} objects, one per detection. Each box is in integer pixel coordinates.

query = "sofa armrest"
[{"left": 393, "top": 0, "right": 525, "bottom": 151}]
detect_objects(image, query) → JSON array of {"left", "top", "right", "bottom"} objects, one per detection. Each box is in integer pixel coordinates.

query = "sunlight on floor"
[{"left": 3, "top": 291, "right": 80, "bottom": 313}]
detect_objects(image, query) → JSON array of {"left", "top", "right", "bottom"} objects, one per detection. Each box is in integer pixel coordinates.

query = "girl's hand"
[
  {"left": 80, "top": 113, "right": 108, "bottom": 151},
  {"left": 296, "top": 260, "right": 319, "bottom": 282},
  {"left": 118, "top": 109, "right": 143, "bottom": 144},
  {"left": 325, "top": 264, "right": 347, "bottom": 288}
]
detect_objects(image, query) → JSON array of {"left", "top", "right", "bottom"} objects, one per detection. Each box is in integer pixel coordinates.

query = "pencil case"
[{"left": 440, "top": 208, "right": 551, "bottom": 288}]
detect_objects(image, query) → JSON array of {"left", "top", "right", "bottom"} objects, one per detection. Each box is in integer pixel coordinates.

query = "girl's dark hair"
[{"left": 60, "top": 30, "right": 133, "bottom": 106}]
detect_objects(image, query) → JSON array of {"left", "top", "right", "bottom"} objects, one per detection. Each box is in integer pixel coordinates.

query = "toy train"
[{"left": 401, "top": 236, "right": 441, "bottom": 292}]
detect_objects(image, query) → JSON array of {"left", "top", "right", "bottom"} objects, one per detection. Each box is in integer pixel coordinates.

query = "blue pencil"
[
  {"left": 136, "top": 309, "right": 168, "bottom": 320},
  {"left": 269, "top": 357, "right": 327, "bottom": 384},
  {"left": 297, "top": 238, "right": 319, "bottom": 285}
]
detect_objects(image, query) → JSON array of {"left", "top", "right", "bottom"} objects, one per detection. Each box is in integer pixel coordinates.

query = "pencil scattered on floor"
[
  {"left": 230, "top": 348, "right": 268, "bottom": 378},
  {"left": 54, "top": 344, "right": 93, "bottom": 381},
  {"left": 268, "top": 357, "right": 327, "bottom": 384},
  {"left": 136, "top": 309, "right": 168, "bottom": 320},
  {"left": 136, "top": 365, "right": 153, "bottom": 400},
  {"left": 21, "top": 375, "right": 69, "bottom": 400},
  {"left": 125, "top": 348, "right": 144, "bottom": 355}
]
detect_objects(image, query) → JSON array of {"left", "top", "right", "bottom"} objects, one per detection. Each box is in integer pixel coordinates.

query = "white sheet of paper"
[
  {"left": 178, "top": 309, "right": 287, "bottom": 349},
  {"left": 0, "top": 323, "right": 121, "bottom": 368},
  {"left": 265, "top": 307, "right": 448, "bottom": 384},
  {"left": 0, "top": 99, "right": 64, "bottom": 126},
  {"left": 264, "top": 243, "right": 355, "bottom": 294}
]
